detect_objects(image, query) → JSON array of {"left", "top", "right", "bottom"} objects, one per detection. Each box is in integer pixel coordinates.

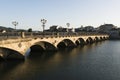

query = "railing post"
[
  {"left": 21, "top": 32, "right": 25, "bottom": 38},
  {"left": 57, "top": 32, "right": 59, "bottom": 37}
]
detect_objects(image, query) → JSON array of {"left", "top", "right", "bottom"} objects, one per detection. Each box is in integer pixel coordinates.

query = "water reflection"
[{"left": 0, "top": 61, "right": 24, "bottom": 80}]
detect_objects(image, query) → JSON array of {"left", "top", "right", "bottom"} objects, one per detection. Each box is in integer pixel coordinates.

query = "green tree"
[{"left": 28, "top": 28, "right": 32, "bottom": 32}]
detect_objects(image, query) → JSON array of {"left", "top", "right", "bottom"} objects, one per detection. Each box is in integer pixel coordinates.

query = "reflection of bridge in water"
[{"left": 0, "top": 32, "right": 109, "bottom": 60}]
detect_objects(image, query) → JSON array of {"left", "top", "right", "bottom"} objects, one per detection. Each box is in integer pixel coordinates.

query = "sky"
[{"left": 0, "top": 0, "right": 120, "bottom": 31}]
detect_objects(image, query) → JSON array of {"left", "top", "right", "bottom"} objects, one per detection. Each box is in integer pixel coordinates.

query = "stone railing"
[{"left": 0, "top": 32, "right": 108, "bottom": 40}]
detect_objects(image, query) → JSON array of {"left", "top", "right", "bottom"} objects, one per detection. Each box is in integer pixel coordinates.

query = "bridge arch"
[
  {"left": 103, "top": 36, "right": 108, "bottom": 40},
  {"left": 0, "top": 47, "right": 24, "bottom": 59},
  {"left": 75, "top": 38, "right": 86, "bottom": 46},
  {"left": 30, "top": 45, "right": 44, "bottom": 52},
  {"left": 30, "top": 41, "right": 57, "bottom": 52},
  {"left": 94, "top": 37, "right": 99, "bottom": 42},
  {"left": 27, "top": 41, "right": 57, "bottom": 56},
  {"left": 86, "top": 37, "right": 94, "bottom": 44},
  {"left": 100, "top": 37, "right": 103, "bottom": 41},
  {"left": 57, "top": 39, "right": 75, "bottom": 49}
]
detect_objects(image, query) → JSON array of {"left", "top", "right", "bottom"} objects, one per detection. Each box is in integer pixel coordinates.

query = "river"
[{"left": 0, "top": 40, "right": 120, "bottom": 80}]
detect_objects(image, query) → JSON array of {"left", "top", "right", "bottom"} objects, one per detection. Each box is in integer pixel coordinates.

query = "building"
[
  {"left": 83, "top": 26, "right": 95, "bottom": 32},
  {"left": 50, "top": 25, "right": 58, "bottom": 31},
  {"left": 75, "top": 25, "right": 95, "bottom": 32},
  {"left": 58, "top": 27, "right": 67, "bottom": 32},
  {"left": 109, "top": 28, "right": 120, "bottom": 39},
  {"left": 99, "top": 24, "right": 117, "bottom": 33},
  {"left": 75, "top": 25, "right": 84, "bottom": 32},
  {"left": 44, "top": 25, "right": 58, "bottom": 32}
]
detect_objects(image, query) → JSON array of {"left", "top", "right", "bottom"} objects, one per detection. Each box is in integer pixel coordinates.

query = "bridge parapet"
[{"left": 0, "top": 32, "right": 109, "bottom": 39}]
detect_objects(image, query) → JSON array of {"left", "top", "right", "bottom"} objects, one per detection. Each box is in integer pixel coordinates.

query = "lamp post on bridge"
[
  {"left": 12, "top": 21, "right": 18, "bottom": 36},
  {"left": 41, "top": 19, "right": 47, "bottom": 32},
  {"left": 66, "top": 23, "right": 70, "bottom": 33},
  {"left": 12, "top": 21, "right": 18, "bottom": 32}
]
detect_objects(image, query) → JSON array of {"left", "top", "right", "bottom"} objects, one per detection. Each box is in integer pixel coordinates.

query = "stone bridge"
[{"left": 0, "top": 32, "right": 109, "bottom": 60}]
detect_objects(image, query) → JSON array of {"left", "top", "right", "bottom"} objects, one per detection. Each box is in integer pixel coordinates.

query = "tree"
[{"left": 28, "top": 28, "right": 32, "bottom": 32}]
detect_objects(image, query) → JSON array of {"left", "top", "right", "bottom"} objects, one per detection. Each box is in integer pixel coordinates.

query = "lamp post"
[
  {"left": 66, "top": 23, "right": 70, "bottom": 32},
  {"left": 41, "top": 19, "right": 47, "bottom": 32},
  {"left": 12, "top": 21, "right": 18, "bottom": 31}
]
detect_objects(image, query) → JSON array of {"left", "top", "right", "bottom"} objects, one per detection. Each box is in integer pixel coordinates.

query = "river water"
[{"left": 0, "top": 40, "right": 120, "bottom": 80}]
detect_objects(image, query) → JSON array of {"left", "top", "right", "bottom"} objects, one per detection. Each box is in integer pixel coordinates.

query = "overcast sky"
[{"left": 0, "top": 0, "right": 120, "bottom": 30}]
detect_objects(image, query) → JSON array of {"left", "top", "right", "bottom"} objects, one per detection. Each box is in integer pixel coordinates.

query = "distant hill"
[
  {"left": 0, "top": 26, "right": 27, "bottom": 32},
  {"left": 0, "top": 26, "right": 14, "bottom": 32}
]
